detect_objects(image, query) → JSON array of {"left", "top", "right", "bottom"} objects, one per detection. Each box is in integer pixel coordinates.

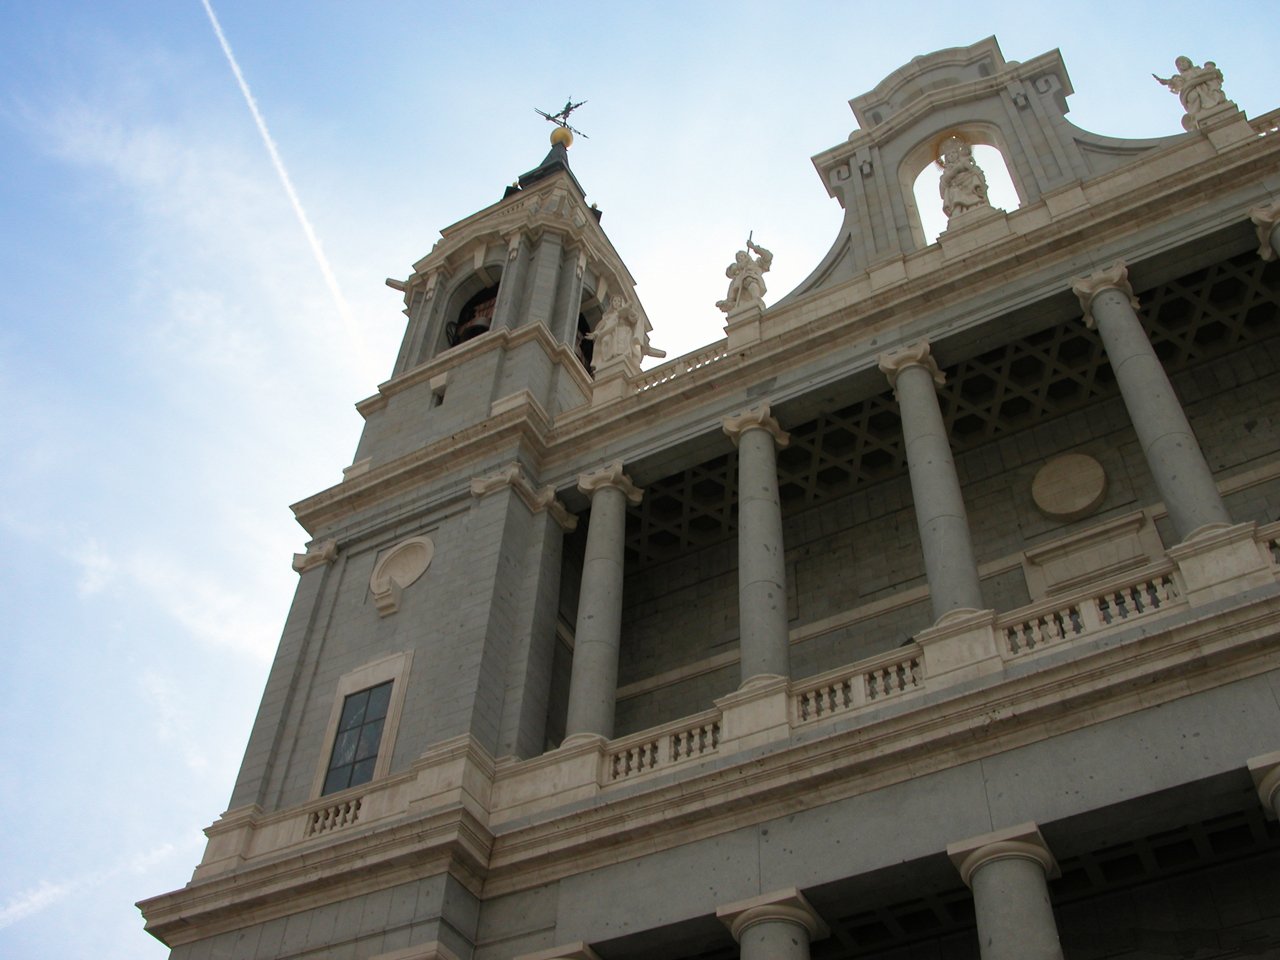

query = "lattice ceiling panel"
[{"left": 621, "top": 253, "right": 1279, "bottom": 569}]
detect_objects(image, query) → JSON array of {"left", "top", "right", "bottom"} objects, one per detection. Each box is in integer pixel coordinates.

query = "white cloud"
[
  {"left": 75, "top": 538, "right": 117, "bottom": 597},
  {"left": 0, "top": 842, "right": 176, "bottom": 931}
]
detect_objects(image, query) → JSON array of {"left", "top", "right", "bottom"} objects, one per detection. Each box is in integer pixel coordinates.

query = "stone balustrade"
[
  {"left": 999, "top": 566, "right": 1181, "bottom": 657},
  {"left": 605, "top": 711, "right": 721, "bottom": 783},
  {"left": 633, "top": 340, "right": 730, "bottom": 392},
  {"left": 195, "top": 520, "right": 1280, "bottom": 881}
]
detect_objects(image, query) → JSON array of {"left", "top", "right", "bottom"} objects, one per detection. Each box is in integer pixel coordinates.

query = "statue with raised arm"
[
  {"left": 1155, "top": 56, "right": 1228, "bottom": 130},
  {"left": 716, "top": 237, "right": 773, "bottom": 314},
  {"left": 938, "top": 136, "right": 990, "bottom": 220}
]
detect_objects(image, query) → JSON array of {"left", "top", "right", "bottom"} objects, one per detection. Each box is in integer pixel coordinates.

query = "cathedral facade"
[{"left": 141, "top": 38, "right": 1280, "bottom": 960}]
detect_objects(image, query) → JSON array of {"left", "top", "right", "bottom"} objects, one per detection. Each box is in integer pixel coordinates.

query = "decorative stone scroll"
[
  {"left": 577, "top": 460, "right": 644, "bottom": 504},
  {"left": 369, "top": 536, "right": 435, "bottom": 617},
  {"left": 1250, "top": 199, "right": 1280, "bottom": 262},
  {"left": 722, "top": 402, "right": 790, "bottom": 448},
  {"left": 292, "top": 539, "right": 338, "bottom": 574},
  {"left": 470, "top": 462, "right": 577, "bottom": 531},
  {"left": 1070, "top": 260, "right": 1139, "bottom": 328},
  {"left": 877, "top": 338, "right": 945, "bottom": 389}
]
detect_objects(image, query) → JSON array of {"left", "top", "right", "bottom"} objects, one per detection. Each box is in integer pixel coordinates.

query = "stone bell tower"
[{"left": 139, "top": 128, "right": 658, "bottom": 958}]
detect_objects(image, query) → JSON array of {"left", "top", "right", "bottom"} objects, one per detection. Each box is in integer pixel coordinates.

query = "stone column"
[
  {"left": 563, "top": 461, "right": 643, "bottom": 742},
  {"left": 718, "top": 888, "right": 828, "bottom": 960},
  {"left": 879, "top": 340, "right": 984, "bottom": 622},
  {"left": 1248, "top": 752, "right": 1280, "bottom": 821},
  {"left": 948, "top": 824, "right": 1063, "bottom": 960},
  {"left": 1072, "top": 261, "right": 1230, "bottom": 540},
  {"left": 1251, "top": 200, "right": 1280, "bottom": 262},
  {"left": 723, "top": 404, "right": 792, "bottom": 685}
]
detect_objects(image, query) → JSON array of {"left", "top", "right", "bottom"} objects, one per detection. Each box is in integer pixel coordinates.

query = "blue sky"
[{"left": 0, "top": 3, "right": 1274, "bottom": 957}]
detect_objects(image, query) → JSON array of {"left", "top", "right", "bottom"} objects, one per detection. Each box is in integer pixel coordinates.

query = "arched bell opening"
[
  {"left": 574, "top": 287, "right": 605, "bottom": 378},
  {"left": 900, "top": 124, "right": 1024, "bottom": 246},
  {"left": 446, "top": 285, "right": 499, "bottom": 347},
  {"left": 426, "top": 262, "right": 504, "bottom": 361}
]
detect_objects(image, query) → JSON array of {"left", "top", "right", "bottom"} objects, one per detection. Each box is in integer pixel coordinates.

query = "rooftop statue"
[
  {"left": 589, "top": 295, "right": 665, "bottom": 370},
  {"left": 716, "top": 236, "right": 773, "bottom": 314},
  {"left": 938, "top": 136, "right": 991, "bottom": 220},
  {"left": 1154, "top": 56, "right": 1228, "bottom": 131}
]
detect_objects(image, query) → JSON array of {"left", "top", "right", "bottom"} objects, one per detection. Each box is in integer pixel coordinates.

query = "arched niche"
[
  {"left": 574, "top": 278, "right": 606, "bottom": 376},
  {"left": 898, "top": 123, "right": 1025, "bottom": 247},
  {"left": 425, "top": 258, "right": 505, "bottom": 361}
]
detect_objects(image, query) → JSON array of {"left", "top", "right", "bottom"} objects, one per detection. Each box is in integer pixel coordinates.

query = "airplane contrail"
[{"left": 199, "top": 0, "right": 369, "bottom": 367}]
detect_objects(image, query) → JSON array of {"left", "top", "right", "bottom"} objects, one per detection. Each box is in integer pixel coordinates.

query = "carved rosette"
[
  {"left": 877, "top": 339, "right": 945, "bottom": 390},
  {"left": 369, "top": 536, "right": 435, "bottom": 617},
  {"left": 291, "top": 539, "right": 338, "bottom": 574},
  {"left": 577, "top": 460, "right": 644, "bottom": 505},
  {"left": 722, "top": 402, "right": 790, "bottom": 448},
  {"left": 1070, "top": 260, "right": 1140, "bottom": 329},
  {"left": 470, "top": 462, "right": 578, "bottom": 531},
  {"left": 1250, "top": 200, "right": 1280, "bottom": 262}
]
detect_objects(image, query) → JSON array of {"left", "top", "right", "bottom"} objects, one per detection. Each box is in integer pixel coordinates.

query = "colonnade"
[{"left": 556, "top": 258, "right": 1236, "bottom": 741}]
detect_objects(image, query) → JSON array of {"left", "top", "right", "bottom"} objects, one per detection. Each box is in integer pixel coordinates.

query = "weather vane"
[{"left": 535, "top": 98, "right": 589, "bottom": 139}]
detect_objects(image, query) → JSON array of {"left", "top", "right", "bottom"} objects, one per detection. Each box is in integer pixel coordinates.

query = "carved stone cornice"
[
  {"left": 947, "top": 822, "right": 1060, "bottom": 888},
  {"left": 877, "top": 339, "right": 945, "bottom": 390},
  {"left": 470, "top": 462, "right": 577, "bottom": 531},
  {"left": 722, "top": 402, "right": 790, "bottom": 448},
  {"left": 291, "top": 539, "right": 337, "bottom": 574},
  {"left": 1070, "top": 260, "right": 1139, "bottom": 329},
  {"left": 577, "top": 460, "right": 643, "bottom": 504},
  {"left": 513, "top": 943, "right": 602, "bottom": 960},
  {"left": 717, "top": 888, "right": 829, "bottom": 943},
  {"left": 1250, "top": 199, "right": 1280, "bottom": 261}
]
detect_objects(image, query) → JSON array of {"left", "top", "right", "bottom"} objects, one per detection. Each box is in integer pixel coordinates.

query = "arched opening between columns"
[{"left": 900, "top": 124, "right": 1024, "bottom": 245}]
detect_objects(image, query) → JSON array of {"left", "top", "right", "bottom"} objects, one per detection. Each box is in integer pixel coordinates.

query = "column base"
[
  {"left": 714, "top": 675, "right": 791, "bottom": 752},
  {"left": 1166, "top": 521, "right": 1273, "bottom": 606},
  {"left": 916, "top": 608, "right": 1003, "bottom": 684}
]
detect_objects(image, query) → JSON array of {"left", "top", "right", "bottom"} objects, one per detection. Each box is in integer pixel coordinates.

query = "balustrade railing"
[
  {"left": 1000, "top": 568, "right": 1181, "bottom": 657},
  {"left": 305, "top": 797, "right": 362, "bottom": 836},
  {"left": 605, "top": 713, "right": 721, "bottom": 783},
  {"left": 634, "top": 340, "right": 730, "bottom": 393},
  {"left": 793, "top": 646, "right": 923, "bottom": 724}
]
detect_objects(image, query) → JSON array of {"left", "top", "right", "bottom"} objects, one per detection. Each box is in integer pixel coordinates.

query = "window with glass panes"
[{"left": 321, "top": 680, "right": 393, "bottom": 795}]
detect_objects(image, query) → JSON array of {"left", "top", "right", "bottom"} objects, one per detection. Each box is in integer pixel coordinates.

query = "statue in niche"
[
  {"left": 716, "top": 236, "right": 773, "bottom": 314},
  {"left": 1154, "top": 56, "right": 1228, "bottom": 130},
  {"left": 589, "top": 295, "right": 665, "bottom": 369},
  {"left": 937, "top": 135, "right": 991, "bottom": 220}
]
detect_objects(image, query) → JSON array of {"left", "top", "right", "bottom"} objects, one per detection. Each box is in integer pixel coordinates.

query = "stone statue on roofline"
[
  {"left": 716, "top": 235, "right": 773, "bottom": 315},
  {"left": 1154, "top": 56, "right": 1229, "bottom": 131},
  {"left": 588, "top": 294, "right": 665, "bottom": 373},
  {"left": 938, "top": 135, "right": 991, "bottom": 220}
]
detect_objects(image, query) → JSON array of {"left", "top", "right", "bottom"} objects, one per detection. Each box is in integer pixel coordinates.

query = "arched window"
[
  {"left": 445, "top": 285, "right": 499, "bottom": 347},
  {"left": 910, "top": 143, "right": 1021, "bottom": 244}
]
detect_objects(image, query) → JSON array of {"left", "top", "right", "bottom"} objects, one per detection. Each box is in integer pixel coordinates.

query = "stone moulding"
[
  {"left": 141, "top": 563, "right": 1280, "bottom": 944},
  {"left": 369, "top": 536, "right": 435, "bottom": 616},
  {"left": 291, "top": 538, "right": 338, "bottom": 574},
  {"left": 470, "top": 461, "right": 577, "bottom": 531}
]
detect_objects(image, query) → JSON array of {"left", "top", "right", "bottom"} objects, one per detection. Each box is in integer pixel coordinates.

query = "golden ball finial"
[{"left": 550, "top": 125, "right": 574, "bottom": 148}]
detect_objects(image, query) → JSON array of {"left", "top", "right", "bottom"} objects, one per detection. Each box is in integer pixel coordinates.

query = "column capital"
[
  {"left": 722, "top": 402, "right": 790, "bottom": 448},
  {"left": 578, "top": 459, "right": 643, "bottom": 504},
  {"left": 1248, "top": 751, "right": 1280, "bottom": 812},
  {"left": 1249, "top": 199, "right": 1280, "bottom": 262},
  {"left": 947, "top": 821, "right": 1060, "bottom": 888},
  {"left": 471, "top": 462, "right": 578, "bottom": 531},
  {"left": 292, "top": 539, "right": 338, "bottom": 574},
  {"left": 717, "top": 888, "right": 829, "bottom": 943},
  {"left": 1070, "top": 260, "right": 1139, "bottom": 329},
  {"left": 878, "top": 339, "right": 944, "bottom": 390}
]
